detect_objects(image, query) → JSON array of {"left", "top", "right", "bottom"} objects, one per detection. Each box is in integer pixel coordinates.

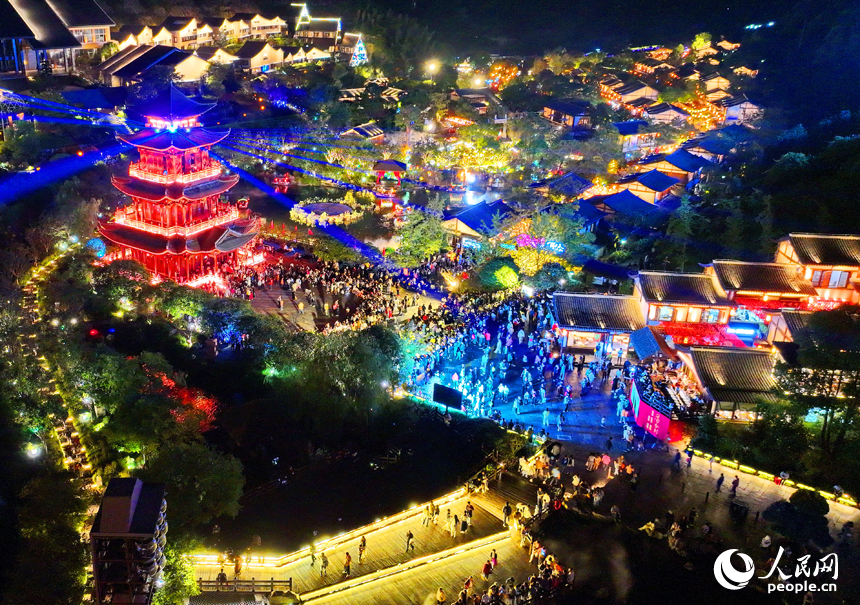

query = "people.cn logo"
[{"left": 714, "top": 549, "right": 756, "bottom": 590}]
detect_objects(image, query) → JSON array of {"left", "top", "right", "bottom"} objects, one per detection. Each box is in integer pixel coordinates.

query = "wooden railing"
[
  {"left": 129, "top": 163, "right": 221, "bottom": 185},
  {"left": 197, "top": 577, "right": 292, "bottom": 593},
  {"left": 114, "top": 208, "right": 240, "bottom": 238}
]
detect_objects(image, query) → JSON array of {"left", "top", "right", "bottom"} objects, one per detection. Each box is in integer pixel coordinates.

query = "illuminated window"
[
  {"left": 658, "top": 306, "right": 674, "bottom": 321},
  {"left": 828, "top": 270, "right": 850, "bottom": 288},
  {"left": 702, "top": 309, "right": 719, "bottom": 323}
]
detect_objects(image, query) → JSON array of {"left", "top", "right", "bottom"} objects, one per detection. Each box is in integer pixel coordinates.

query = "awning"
[{"left": 630, "top": 326, "right": 678, "bottom": 361}]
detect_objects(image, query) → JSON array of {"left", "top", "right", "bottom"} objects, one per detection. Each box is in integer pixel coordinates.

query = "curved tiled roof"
[
  {"left": 136, "top": 84, "right": 215, "bottom": 121},
  {"left": 637, "top": 271, "right": 733, "bottom": 306},
  {"left": 689, "top": 346, "right": 777, "bottom": 404},
  {"left": 787, "top": 233, "right": 860, "bottom": 266},
  {"left": 111, "top": 174, "right": 239, "bottom": 202},
  {"left": 553, "top": 293, "right": 645, "bottom": 333},
  {"left": 709, "top": 260, "right": 817, "bottom": 295},
  {"left": 118, "top": 128, "right": 230, "bottom": 151}
]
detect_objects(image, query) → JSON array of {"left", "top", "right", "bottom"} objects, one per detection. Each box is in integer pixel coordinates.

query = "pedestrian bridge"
[{"left": 189, "top": 476, "right": 540, "bottom": 603}]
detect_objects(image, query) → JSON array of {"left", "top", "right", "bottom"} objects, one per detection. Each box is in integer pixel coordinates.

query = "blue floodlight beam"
[
  {"left": 1, "top": 88, "right": 146, "bottom": 126},
  {"left": 227, "top": 133, "right": 375, "bottom": 153},
  {"left": 29, "top": 115, "right": 138, "bottom": 130},
  {"left": 224, "top": 139, "right": 459, "bottom": 213},
  {"left": 217, "top": 141, "right": 377, "bottom": 193},
  {"left": 227, "top": 139, "right": 378, "bottom": 179},
  {"left": 212, "top": 148, "right": 446, "bottom": 299},
  {"left": 0, "top": 141, "right": 131, "bottom": 206},
  {"left": 227, "top": 137, "right": 379, "bottom": 166}
]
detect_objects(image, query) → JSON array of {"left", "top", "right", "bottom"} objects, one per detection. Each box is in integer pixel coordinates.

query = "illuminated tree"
[
  {"left": 350, "top": 38, "right": 368, "bottom": 66},
  {"left": 395, "top": 196, "right": 446, "bottom": 267},
  {"left": 691, "top": 32, "right": 712, "bottom": 50}
]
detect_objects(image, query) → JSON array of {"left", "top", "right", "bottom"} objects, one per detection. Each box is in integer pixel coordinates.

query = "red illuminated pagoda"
[{"left": 100, "top": 85, "right": 260, "bottom": 285}]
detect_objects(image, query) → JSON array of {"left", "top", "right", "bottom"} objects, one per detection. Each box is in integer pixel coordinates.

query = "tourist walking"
[
  {"left": 730, "top": 475, "right": 740, "bottom": 496},
  {"left": 611, "top": 505, "right": 621, "bottom": 523},
  {"left": 436, "top": 587, "right": 447, "bottom": 604},
  {"left": 715, "top": 473, "right": 725, "bottom": 493},
  {"left": 342, "top": 552, "right": 351, "bottom": 577},
  {"left": 358, "top": 536, "right": 367, "bottom": 563},
  {"left": 319, "top": 552, "right": 328, "bottom": 577},
  {"left": 481, "top": 559, "right": 492, "bottom": 581},
  {"left": 406, "top": 530, "right": 415, "bottom": 553},
  {"left": 502, "top": 501, "right": 512, "bottom": 527}
]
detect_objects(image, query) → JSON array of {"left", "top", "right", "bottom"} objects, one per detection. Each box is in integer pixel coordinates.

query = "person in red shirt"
[{"left": 481, "top": 560, "right": 492, "bottom": 580}]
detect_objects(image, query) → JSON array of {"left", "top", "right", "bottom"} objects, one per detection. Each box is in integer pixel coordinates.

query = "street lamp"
[{"left": 426, "top": 61, "right": 439, "bottom": 84}]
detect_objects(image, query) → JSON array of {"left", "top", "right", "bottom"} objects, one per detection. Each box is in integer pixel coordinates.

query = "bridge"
[{"left": 190, "top": 473, "right": 542, "bottom": 603}]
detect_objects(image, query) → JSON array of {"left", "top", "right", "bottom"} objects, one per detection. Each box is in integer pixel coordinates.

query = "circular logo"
[{"left": 714, "top": 549, "right": 755, "bottom": 590}]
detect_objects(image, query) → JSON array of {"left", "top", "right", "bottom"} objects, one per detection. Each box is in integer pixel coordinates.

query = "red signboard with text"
[{"left": 635, "top": 399, "right": 670, "bottom": 441}]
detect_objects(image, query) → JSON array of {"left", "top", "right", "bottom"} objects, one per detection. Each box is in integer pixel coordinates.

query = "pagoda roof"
[
  {"left": 111, "top": 173, "right": 239, "bottom": 202},
  {"left": 118, "top": 127, "right": 230, "bottom": 151},
  {"left": 136, "top": 84, "right": 215, "bottom": 121},
  {"left": 99, "top": 218, "right": 258, "bottom": 255},
  {"left": 372, "top": 159, "right": 407, "bottom": 172}
]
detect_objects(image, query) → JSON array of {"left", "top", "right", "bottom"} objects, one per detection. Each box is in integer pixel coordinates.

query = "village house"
[
  {"left": 342, "top": 122, "right": 384, "bottom": 144},
  {"left": 295, "top": 17, "right": 341, "bottom": 49},
  {"left": 339, "top": 86, "right": 405, "bottom": 103},
  {"left": 611, "top": 81, "right": 660, "bottom": 104},
  {"left": 159, "top": 17, "right": 198, "bottom": 50},
  {"left": 542, "top": 98, "right": 591, "bottom": 130},
  {"left": 716, "top": 39, "right": 740, "bottom": 51},
  {"left": 286, "top": 3, "right": 312, "bottom": 35},
  {"left": 682, "top": 136, "right": 733, "bottom": 163},
  {"left": 633, "top": 271, "right": 735, "bottom": 327},
  {"left": 703, "top": 259, "right": 818, "bottom": 343},
  {"left": 149, "top": 26, "right": 173, "bottom": 46},
  {"left": 616, "top": 169, "right": 679, "bottom": 203},
  {"left": 733, "top": 65, "right": 759, "bottom": 78},
  {"left": 0, "top": 0, "right": 110, "bottom": 74},
  {"left": 553, "top": 293, "right": 645, "bottom": 354},
  {"left": 441, "top": 200, "right": 514, "bottom": 247},
  {"left": 115, "top": 25, "right": 151, "bottom": 50},
  {"left": 694, "top": 44, "right": 719, "bottom": 59},
  {"left": 197, "top": 18, "right": 231, "bottom": 45},
  {"left": 226, "top": 14, "right": 251, "bottom": 39},
  {"left": 334, "top": 32, "right": 361, "bottom": 60},
  {"left": 717, "top": 95, "right": 763, "bottom": 125},
  {"left": 678, "top": 346, "right": 777, "bottom": 420},
  {"left": 47, "top": 0, "right": 114, "bottom": 50},
  {"left": 234, "top": 40, "right": 283, "bottom": 72},
  {"left": 612, "top": 120, "right": 658, "bottom": 156},
  {"left": 673, "top": 64, "right": 700, "bottom": 81},
  {"left": 634, "top": 57, "right": 673, "bottom": 75},
  {"left": 587, "top": 189, "right": 667, "bottom": 228},
  {"left": 702, "top": 72, "right": 731, "bottom": 92},
  {"left": 635, "top": 148, "right": 712, "bottom": 187},
  {"left": 645, "top": 102, "right": 690, "bottom": 124},
  {"left": 285, "top": 45, "right": 330, "bottom": 63},
  {"left": 230, "top": 13, "right": 287, "bottom": 39},
  {"left": 194, "top": 46, "right": 237, "bottom": 65},
  {"left": 94, "top": 44, "right": 209, "bottom": 85},
  {"left": 706, "top": 89, "right": 733, "bottom": 103},
  {"left": 775, "top": 233, "right": 860, "bottom": 304}
]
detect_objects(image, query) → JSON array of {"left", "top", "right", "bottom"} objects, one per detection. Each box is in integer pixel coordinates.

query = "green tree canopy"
[{"left": 139, "top": 441, "right": 244, "bottom": 531}]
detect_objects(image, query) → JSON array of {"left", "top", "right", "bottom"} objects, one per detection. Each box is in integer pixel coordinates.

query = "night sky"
[{"left": 328, "top": 0, "right": 782, "bottom": 53}]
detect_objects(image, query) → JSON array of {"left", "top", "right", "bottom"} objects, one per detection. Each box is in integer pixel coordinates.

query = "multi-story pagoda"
[{"left": 100, "top": 85, "right": 259, "bottom": 284}]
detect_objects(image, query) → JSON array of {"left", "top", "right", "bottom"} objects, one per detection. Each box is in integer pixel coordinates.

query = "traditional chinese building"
[{"left": 100, "top": 85, "right": 260, "bottom": 285}]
